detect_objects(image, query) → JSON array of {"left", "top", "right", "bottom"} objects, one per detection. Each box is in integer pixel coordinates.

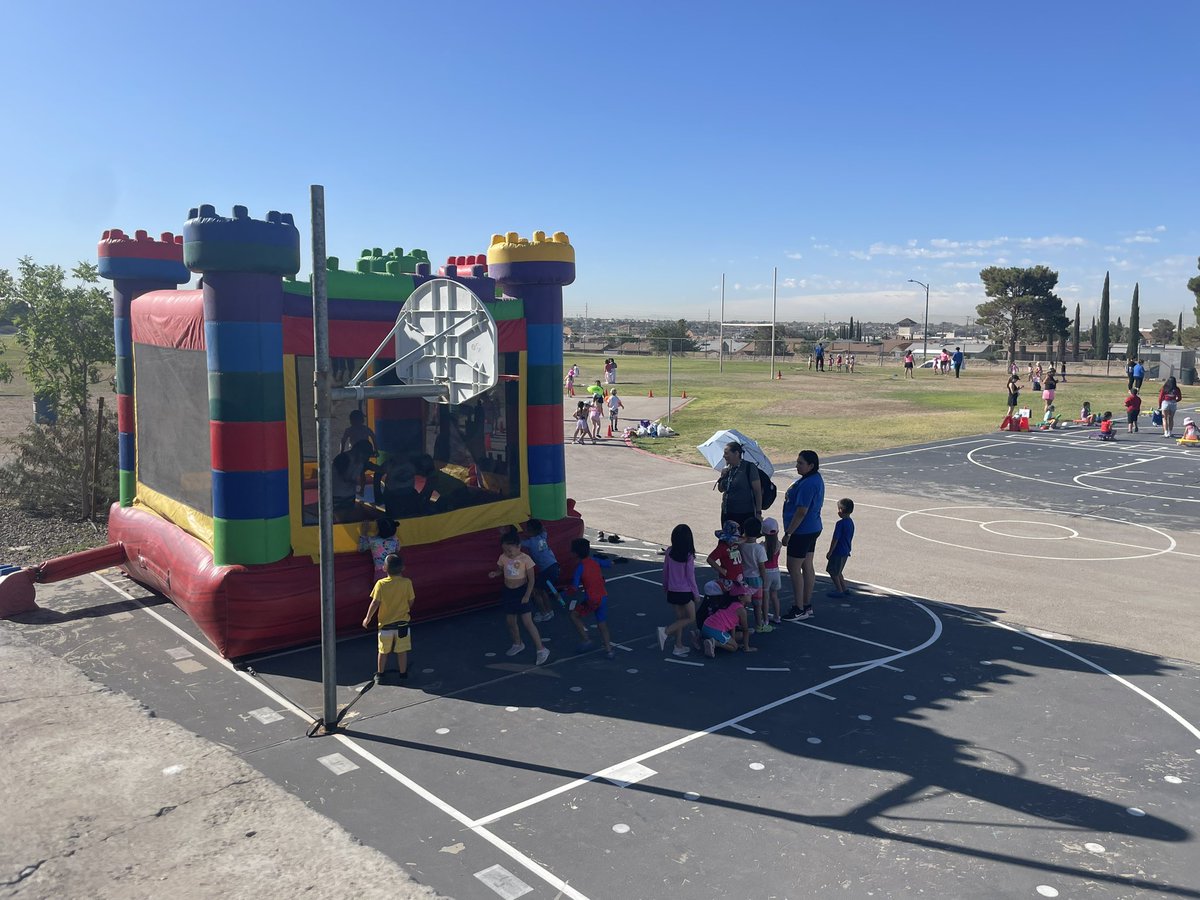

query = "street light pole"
[{"left": 908, "top": 279, "right": 929, "bottom": 362}]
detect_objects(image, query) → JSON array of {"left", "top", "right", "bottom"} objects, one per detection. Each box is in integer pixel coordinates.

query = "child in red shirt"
[
  {"left": 706, "top": 520, "right": 745, "bottom": 594},
  {"left": 1124, "top": 388, "right": 1141, "bottom": 433},
  {"left": 567, "top": 538, "right": 615, "bottom": 659}
]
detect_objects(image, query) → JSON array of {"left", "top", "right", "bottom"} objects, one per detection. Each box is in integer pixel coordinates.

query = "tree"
[
  {"left": 1189, "top": 256, "right": 1200, "bottom": 325},
  {"left": 647, "top": 319, "right": 699, "bottom": 353},
  {"left": 976, "top": 265, "right": 1062, "bottom": 366},
  {"left": 0, "top": 258, "right": 114, "bottom": 518},
  {"left": 1179, "top": 312, "right": 1184, "bottom": 341},
  {"left": 1096, "top": 271, "right": 1111, "bottom": 359},
  {"left": 1113, "top": 316, "right": 1125, "bottom": 343},
  {"left": 1127, "top": 283, "right": 1140, "bottom": 360},
  {"left": 1072, "top": 304, "right": 1080, "bottom": 359},
  {"left": 749, "top": 324, "right": 789, "bottom": 355},
  {"left": 1150, "top": 318, "right": 1176, "bottom": 344}
]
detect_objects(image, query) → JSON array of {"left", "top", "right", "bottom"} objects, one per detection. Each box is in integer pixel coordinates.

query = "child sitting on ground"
[
  {"left": 1182, "top": 417, "right": 1199, "bottom": 442},
  {"left": 1039, "top": 405, "right": 1061, "bottom": 430},
  {"left": 1078, "top": 401, "right": 1094, "bottom": 425},
  {"left": 1093, "top": 411, "right": 1115, "bottom": 441},
  {"left": 700, "top": 583, "right": 755, "bottom": 657}
]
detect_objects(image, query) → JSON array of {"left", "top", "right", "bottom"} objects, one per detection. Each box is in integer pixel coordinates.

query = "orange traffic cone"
[
  {"left": 606, "top": 424, "right": 613, "bottom": 437},
  {"left": 777, "top": 370, "right": 782, "bottom": 379},
  {"left": 681, "top": 390, "right": 687, "bottom": 398},
  {"left": 648, "top": 389, "right": 654, "bottom": 398}
]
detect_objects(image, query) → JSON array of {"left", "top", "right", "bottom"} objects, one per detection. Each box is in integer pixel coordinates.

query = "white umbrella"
[{"left": 696, "top": 429, "right": 775, "bottom": 476}]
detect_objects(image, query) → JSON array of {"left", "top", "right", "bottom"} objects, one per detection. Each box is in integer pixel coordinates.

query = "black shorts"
[
  {"left": 826, "top": 555, "right": 848, "bottom": 577},
  {"left": 1007, "top": 393, "right": 1019, "bottom": 406},
  {"left": 666, "top": 590, "right": 695, "bottom": 606},
  {"left": 1127, "top": 410, "right": 1138, "bottom": 424},
  {"left": 786, "top": 531, "right": 820, "bottom": 557},
  {"left": 534, "top": 563, "right": 560, "bottom": 591},
  {"left": 500, "top": 584, "right": 532, "bottom": 615}
]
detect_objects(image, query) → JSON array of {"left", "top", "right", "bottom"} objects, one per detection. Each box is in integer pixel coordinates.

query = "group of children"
[
  {"left": 571, "top": 389, "right": 624, "bottom": 443},
  {"left": 360, "top": 518, "right": 624, "bottom": 682},
  {"left": 360, "top": 497, "right": 859, "bottom": 680},
  {"left": 657, "top": 503, "right": 855, "bottom": 659}
]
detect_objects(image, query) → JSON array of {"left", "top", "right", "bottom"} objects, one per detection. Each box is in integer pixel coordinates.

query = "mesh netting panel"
[{"left": 134, "top": 344, "right": 212, "bottom": 514}]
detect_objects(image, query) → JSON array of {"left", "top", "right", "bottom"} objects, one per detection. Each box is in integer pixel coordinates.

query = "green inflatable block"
[
  {"left": 213, "top": 515, "right": 291, "bottom": 566},
  {"left": 528, "top": 481, "right": 566, "bottom": 521}
]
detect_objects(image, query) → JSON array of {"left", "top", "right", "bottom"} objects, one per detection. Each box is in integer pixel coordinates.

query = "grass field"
[{"left": 568, "top": 353, "right": 1137, "bottom": 465}]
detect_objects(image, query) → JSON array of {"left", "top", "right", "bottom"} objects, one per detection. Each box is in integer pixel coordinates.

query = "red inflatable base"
[{"left": 107, "top": 504, "right": 584, "bottom": 659}]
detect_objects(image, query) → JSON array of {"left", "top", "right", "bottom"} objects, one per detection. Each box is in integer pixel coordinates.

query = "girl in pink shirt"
[{"left": 701, "top": 590, "right": 756, "bottom": 657}]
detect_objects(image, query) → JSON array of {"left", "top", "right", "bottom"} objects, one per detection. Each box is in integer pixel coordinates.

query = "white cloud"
[{"left": 785, "top": 252, "right": 804, "bottom": 260}]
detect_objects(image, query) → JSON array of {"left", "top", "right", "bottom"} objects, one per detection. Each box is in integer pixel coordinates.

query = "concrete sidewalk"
[{"left": 0, "top": 626, "right": 444, "bottom": 900}]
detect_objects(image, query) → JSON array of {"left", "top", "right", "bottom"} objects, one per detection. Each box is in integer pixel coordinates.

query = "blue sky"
[{"left": 2, "top": 1, "right": 1197, "bottom": 328}]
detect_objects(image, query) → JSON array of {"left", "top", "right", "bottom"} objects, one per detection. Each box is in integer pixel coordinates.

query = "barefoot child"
[
  {"left": 488, "top": 532, "right": 550, "bottom": 665},
  {"left": 567, "top": 538, "right": 615, "bottom": 659},
  {"left": 361, "top": 554, "right": 415, "bottom": 683}
]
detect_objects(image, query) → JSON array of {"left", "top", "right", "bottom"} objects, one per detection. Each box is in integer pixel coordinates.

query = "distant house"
[{"left": 895, "top": 318, "right": 921, "bottom": 339}]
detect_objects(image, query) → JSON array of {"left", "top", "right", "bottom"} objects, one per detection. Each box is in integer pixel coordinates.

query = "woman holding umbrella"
[
  {"left": 780, "top": 450, "right": 824, "bottom": 621},
  {"left": 716, "top": 441, "right": 763, "bottom": 530}
]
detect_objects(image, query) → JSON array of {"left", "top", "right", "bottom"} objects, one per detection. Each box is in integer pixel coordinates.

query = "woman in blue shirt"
[{"left": 780, "top": 450, "right": 824, "bottom": 621}]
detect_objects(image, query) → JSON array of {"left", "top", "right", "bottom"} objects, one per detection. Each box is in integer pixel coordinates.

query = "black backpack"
[{"left": 754, "top": 464, "right": 778, "bottom": 510}]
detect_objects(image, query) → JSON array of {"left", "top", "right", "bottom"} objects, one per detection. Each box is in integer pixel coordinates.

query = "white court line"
[
  {"left": 793, "top": 621, "right": 904, "bottom": 653},
  {"left": 666, "top": 658, "right": 705, "bottom": 667},
  {"left": 825, "top": 437, "right": 996, "bottom": 468},
  {"left": 470, "top": 601, "right": 943, "bottom": 828},
  {"left": 857, "top": 578, "right": 1200, "bottom": 744},
  {"left": 88, "top": 572, "right": 592, "bottom": 900},
  {"left": 895, "top": 505, "right": 1179, "bottom": 562},
  {"left": 812, "top": 691, "right": 837, "bottom": 701},
  {"left": 574, "top": 479, "right": 716, "bottom": 504},
  {"left": 729, "top": 723, "right": 756, "bottom": 734},
  {"left": 626, "top": 573, "right": 663, "bottom": 587},
  {"left": 857, "top": 500, "right": 1200, "bottom": 560},
  {"left": 967, "top": 443, "right": 1200, "bottom": 504}
]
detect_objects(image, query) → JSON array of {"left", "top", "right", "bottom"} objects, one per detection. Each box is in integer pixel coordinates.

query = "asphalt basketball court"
[{"left": 14, "top": 394, "right": 1200, "bottom": 899}]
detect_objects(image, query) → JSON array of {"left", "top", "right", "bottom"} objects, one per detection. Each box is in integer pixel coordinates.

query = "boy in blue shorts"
[
  {"left": 825, "top": 498, "right": 855, "bottom": 597},
  {"left": 362, "top": 554, "right": 415, "bottom": 683},
  {"left": 567, "top": 538, "right": 615, "bottom": 659}
]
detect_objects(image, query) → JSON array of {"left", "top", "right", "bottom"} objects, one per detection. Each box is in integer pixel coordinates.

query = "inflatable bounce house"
[{"left": 0, "top": 203, "right": 583, "bottom": 658}]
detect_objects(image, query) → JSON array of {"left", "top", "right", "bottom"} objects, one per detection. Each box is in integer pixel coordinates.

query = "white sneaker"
[
  {"left": 535, "top": 647, "right": 550, "bottom": 666},
  {"left": 672, "top": 646, "right": 691, "bottom": 657},
  {"left": 505, "top": 643, "right": 525, "bottom": 656},
  {"left": 532, "top": 612, "right": 549, "bottom": 623},
  {"left": 656, "top": 626, "right": 668, "bottom": 650}
]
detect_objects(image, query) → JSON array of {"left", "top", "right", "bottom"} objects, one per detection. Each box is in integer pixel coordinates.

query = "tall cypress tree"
[
  {"left": 1128, "top": 283, "right": 1140, "bottom": 360},
  {"left": 1179, "top": 312, "right": 1184, "bottom": 341},
  {"left": 1090, "top": 316, "right": 1096, "bottom": 347},
  {"left": 1072, "top": 304, "right": 1080, "bottom": 359},
  {"left": 1097, "top": 271, "right": 1111, "bottom": 359}
]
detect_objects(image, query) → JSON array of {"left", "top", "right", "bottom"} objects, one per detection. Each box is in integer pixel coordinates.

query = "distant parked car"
[{"left": 919, "top": 359, "right": 937, "bottom": 368}]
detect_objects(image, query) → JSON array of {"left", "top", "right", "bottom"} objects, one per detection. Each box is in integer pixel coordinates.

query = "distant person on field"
[
  {"left": 606, "top": 388, "right": 624, "bottom": 432},
  {"left": 825, "top": 498, "right": 855, "bottom": 597},
  {"left": 1042, "top": 368, "right": 1057, "bottom": 413},
  {"left": 951, "top": 347, "right": 964, "bottom": 378},
  {"left": 362, "top": 553, "right": 414, "bottom": 684},
  {"left": 1005, "top": 375, "right": 1021, "bottom": 418},
  {"left": 903, "top": 350, "right": 915, "bottom": 378},
  {"left": 814, "top": 342, "right": 825, "bottom": 371},
  {"left": 1132, "top": 359, "right": 1146, "bottom": 391}
]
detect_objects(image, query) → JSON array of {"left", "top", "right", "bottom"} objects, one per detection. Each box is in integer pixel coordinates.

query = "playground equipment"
[{"left": 0, "top": 205, "right": 583, "bottom": 657}]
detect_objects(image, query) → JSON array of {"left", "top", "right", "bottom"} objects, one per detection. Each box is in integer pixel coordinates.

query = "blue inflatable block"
[
  {"left": 212, "top": 469, "right": 290, "bottom": 520},
  {"left": 204, "top": 321, "right": 283, "bottom": 374},
  {"left": 98, "top": 255, "right": 191, "bottom": 284},
  {"left": 527, "top": 443, "right": 565, "bottom": 485}
]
